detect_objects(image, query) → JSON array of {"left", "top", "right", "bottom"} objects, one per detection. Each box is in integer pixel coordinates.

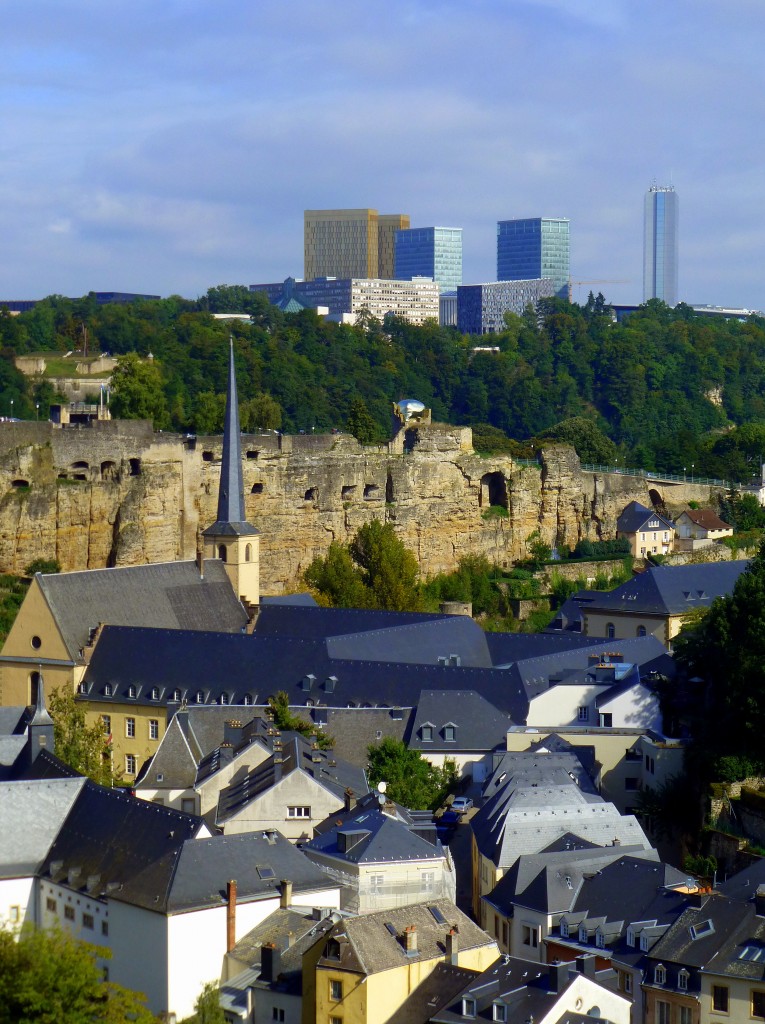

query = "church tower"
[{"left": 203, "top": 340, "right": 260, "bottom": 609}]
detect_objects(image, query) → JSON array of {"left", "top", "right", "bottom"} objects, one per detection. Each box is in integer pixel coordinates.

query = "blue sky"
[{"left": 3, "top": 0, "right": 763, "bottom": 308}]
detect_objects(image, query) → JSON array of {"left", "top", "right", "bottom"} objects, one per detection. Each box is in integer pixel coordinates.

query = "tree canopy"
[
  {"left": 4, "top": 290, "right": 765, "bottom": 479},
  {"left": 48, "top": 688, "right": 120, "bottom": 787},
  {"left": 366, "top": 738, "right": 456, "bottom": 811},
  {"left": 0, "top": 925, "right": 154, "bottom": 1024}
]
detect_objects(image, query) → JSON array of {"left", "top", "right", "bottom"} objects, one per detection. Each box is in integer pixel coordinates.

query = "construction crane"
[{"left": 567, "top": 279, "right": 630, "bottom": 303}]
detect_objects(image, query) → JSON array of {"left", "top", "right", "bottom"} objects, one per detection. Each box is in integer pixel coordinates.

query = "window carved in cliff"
[
  {"left": 251, "top": 482, "right": 264, "bottom": 494},
  {"left": 304, "top": 487, "right": 318, "bottom": 502},
  {"left": 364, "top": 484, "right": 380, "bottom": 500},
  {"left": 480, "top": 471, "right": 507, "bottom": 510},
  {"left": 341, "top": 485, "right": 356, "bottom": 501},
  {"left": 129, "top": 458, "right": 141, "bottom": 476}
]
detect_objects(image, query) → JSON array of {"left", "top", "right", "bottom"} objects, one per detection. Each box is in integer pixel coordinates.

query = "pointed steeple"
[
  {"left": 202, "top": 338, "right": 260, "bottom": 611},
  {"left": 204, "top": 339, "right": 258, "bottom": 538},
  {"left": 26, "top": 669, "right": 54, "bottom": 766}
]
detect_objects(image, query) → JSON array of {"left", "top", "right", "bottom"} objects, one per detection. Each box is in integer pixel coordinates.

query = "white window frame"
[
  {"left": 125, "top": 717, "right": 135, "bottom": 738},
  {"left": 287, "top": 806, "right": 311, "bottom": 818}
]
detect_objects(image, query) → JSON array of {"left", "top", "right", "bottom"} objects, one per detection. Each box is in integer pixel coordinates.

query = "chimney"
[
  {"left": 549, "top": 961, "right": 569, "bottom": 993},
  {"left": 344, "top": 787, "right": 354, "bottom": 812},
  {"left": 224, "top": 720, "right": 243, "bottom": 746},
  {"left": 756, "top": 885, "right": 765, "bottom": 918},
  {"left": 280, "top": 879, "right": 293, "bottom": 909},
  {"left": 196, "top": 532, "right": 205, "bottom": 578},
  {"left": 446, "top": 928, "right": 459, "bottom": 965},
  {"left": 261, "top": 942, "right": 281, "bottom": 983},
  {"left": 219, "top": 742, "right": 234, "bottom": 766},
  {"left": 404, "top": 925, "right": 418, "bottom": 954},
  {"left": 576, "top": 954, "right": 597, "bottom": 978},
  {"left": 226, "top": 879, "right": 237, "bottom": 952}
]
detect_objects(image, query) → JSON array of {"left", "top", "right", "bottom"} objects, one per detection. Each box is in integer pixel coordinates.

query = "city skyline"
[{"left": 3, "top": 2, "right": 764, "bottom": 309}]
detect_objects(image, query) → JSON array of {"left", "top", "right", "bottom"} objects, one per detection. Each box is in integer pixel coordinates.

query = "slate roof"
[
  {"left": 259, "top": 593, "right": 319, "bottom": 607},
  {"left": 81, "top": 625, "right": 530, "bottom": 719},
  {"left": 720, "top": 861, "right": 765, "bottom": 902},
  {"left": 316, "top": 899, "right": 494, "bottom": 975},
  {"left": 324, "top": 615, "right": 492, "bottom": 668},
  {"left": 254, "top": 604, "right": 451, "bottom": 640},
  {"left": 304, "top": 793, "right": 446, "bottom": 866},
  {"left": 644, "top": 895, "right": 765, "bottom": 980},
  {"left": 165, "top": 831, "right": 335, "bottom": 913},
  {"left": 484, "top": 846, "right": 659, "bottom": 916},
  {"left": 39, "top": 778, "right": 335, "bottom": 914},
  {"left": 216, "top": 735, "right": 368, "bottom": 825},
  {"left": 432, "top": 955, "right": 617, "bottom": 1024},
  {"left": 485, "top": 630, "right": 605, "bottom": 668},
  {"left": 617, "top": 501, "right": 674, "bottom": 534},
  {"left": 408, "top": 690, "right": 511, "bottom": 752},
  {"left": 0, "top": 778, "right": 86, "bottom": 876},
  {"left": 581, "top": 561, "right": 749, "bottom": 618},
  {"left": 388, "top": 962, "right": 480, "bottom": 1024},
  {"left": 472, "top": 752, "right": 651, "bottom": 868},
  {"left": 36, "top": 559, "right": 248, "bottom": 659}
]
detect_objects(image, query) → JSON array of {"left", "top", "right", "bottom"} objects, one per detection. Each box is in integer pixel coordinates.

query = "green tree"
[
  {"left": 266, "top": 691, "right": 333, "bottom": 748},
  {"left": 192, "top": 391, "right": 225, "bottom": 434},
  {"left": 240, "top": 392, "right": 282, "bottom": 432},
  {"left": 48, "top": 688, "right": 120, "bottom": 787},
  {"left": 304, "top": 541, "right": 372, "bottom": 609},
  {"left": 24, "top": 558, "right": 60, "bottom": 576},
  {"left": 349, "top": 520, "right": 422, "bottom": 611},
  {"left": 180, "top": 980, "right": 225, "bottom": 1024},
  {"left": 109, "top": 353, "right": 170, "bottom": 428},
  {"left": 675, "top": 541, "right": 765, "bottom": 768},
  {"left": 537, "top": 416, "right": 617, "bottom": 463},
  {"left": 0, "top": 924, "right": 155, "bottom": 1024},
  {"left": 346, "top": 396, "right": 382, "bottom": 444},
  {"left": 366, "top": 738, "right": 456, "bottom": 811}
]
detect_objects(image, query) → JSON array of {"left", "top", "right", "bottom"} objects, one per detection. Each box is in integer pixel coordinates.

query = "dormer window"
[
  {"left": 171, "top": 688, "right": 182, "bottom": 702},
  {"left": 194, "top": 690, "right": 205, "bottom": 704},
  {"left": 462, "top": 997, "right": 476, "bottom": 1019},
  {"left": 654, "top": 964, "right": 666, "bottom": 985},
  {"left": 77, "top": 683, "right": 87, "bottom": 695},
  {"left": 103, "top": 683, "right": 112, "bottom": 697},
  {"left": 560, "top": 919, "right": 569, "bottom": 938},
  {"left": 127, "top": 685, "right": 137, "bottom": 699},
  {"left": 420, "top": 724, "right": 434, "bottom": 742},
  {"left": 678, "top": 969, "right": 689, "bottom": 991},
  {"left": 220, "top": 692, "right": 229, "bottom": 705},
  {"left": 596, "top": 931, "right": 605, "bottom": 949},
  {"left": 627, "top": 926, "right": 635, "bottom": 946},
  {"left": 242, "top": 694, "right": 253, "bottom": 706},
  {"left": 150, "top": 687, "right": 160, "bottom": 701},
  {"left": 492, "top": 1001, "right": 507, "bottom": 1023},
  {"left": 640, "top": 933, "right": 650, "bottom": 951},
  {"left": 443, "top": 723, "right": 456, "bottom": 742},
  {"left": 579, "top": 924, "right": 588, "bottom": 943}
]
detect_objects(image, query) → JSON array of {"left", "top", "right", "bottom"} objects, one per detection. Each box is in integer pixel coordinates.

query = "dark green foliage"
[
  {"left": 424, "top": 555, "right": 505, "bottom": 617},
  {"left": 24, "top": 558, "right": 60, "bottom": 576},
  {"left": 635, "top": 773, "right": 701, "bottom": 842},
  {"left": 0, "top": 575, "right": 30, "bottom": 646},
  {"left": 683, "top": 853, "right": 717, "bottom": 880},
  {"left": 346, "top": 396, "right": 383, "bottom": 444},
  {"left": 675, "top": 542, "right": 765, "bottom": 770},
  {"left": 366, "top": 738, "right": 456, "bottom": 811},
  {"left": 0, "top": 924, "right": 155, "bottom": 1023},
  {"left": 571, "top": 537, "right": 631, "bottom": 559},
  {"left": 719, "top": 489, "right": 765, "bottom": 531},
  {"left": 267, "top": 691, "right": 333, "bottom": 749},
  {"left": 2, "top": 294, "right": 765, "bottom": 472},
  {"left": 48, "top": 689, "right": 121, "bottom": 786},
  {"left": 714, "top": 755, "right": 765, "bottom": 783}
]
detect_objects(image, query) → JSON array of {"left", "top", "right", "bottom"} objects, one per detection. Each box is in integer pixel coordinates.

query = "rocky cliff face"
[{"left": 0, "top": 421, "right": 721, "bottom": 593}]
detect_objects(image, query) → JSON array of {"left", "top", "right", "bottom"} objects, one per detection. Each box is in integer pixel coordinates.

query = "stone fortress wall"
[{"left": 0, "top": 420, "right": 724, "bottom": 594}]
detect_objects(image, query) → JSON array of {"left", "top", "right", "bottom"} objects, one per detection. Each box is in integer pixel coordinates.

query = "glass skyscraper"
[
  {"left": 643, "top": 185, "right": 678, "bottom": 306},
  {"left": 394, "top": 226, "right": 463, "bottom": 293},
  {"left": 496, "top": 218, "right": 570, "bottom": 300}
]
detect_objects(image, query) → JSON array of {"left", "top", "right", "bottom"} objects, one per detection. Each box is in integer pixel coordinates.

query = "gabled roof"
[
  {"left": 0, "top": 778, "right": 86, "bottom": 877},
  {"left": 485, "top": 846, "right": 658, "bottom": 916},
  {"left": 325, "top": 615, "right": 492, "bottom": 668},
  {"left": 36, "top": 559, "right": 248, "bottom": 659},
  {"left": 581, "top": 561, "right": 749, "bottom": 618},
  {"left": 254, "top": 604, "right": 451, "bottom": 640},
  {"left": 316, "top": 899, "right": 493, "bottom": 975},
  {"left": 617, "top": 501, "right": 674, "bottom": 534},
  {"left": 645, "top": 895, "right": 762, "bottom": 973},
  {"left": 216, "top": 735, "right": 368, "bottom": 825},
  {"left": 677, "top": 508, "right": 731, "bottom": 531}
]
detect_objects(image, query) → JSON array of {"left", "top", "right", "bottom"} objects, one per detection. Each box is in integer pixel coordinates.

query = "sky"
[{"left": 3, "top": 0, "right": 764, "bottom": 309}]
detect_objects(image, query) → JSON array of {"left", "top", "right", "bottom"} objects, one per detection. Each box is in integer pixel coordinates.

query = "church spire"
[
  {"left": 202, "top": 337, "right": 260, "bottom": 611},
  {"left": 204, "top": 338, "right": 258, "bottom": 537}
]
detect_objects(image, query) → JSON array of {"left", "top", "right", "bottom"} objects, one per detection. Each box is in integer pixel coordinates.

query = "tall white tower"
[{"left": 643, "top": 184, "right": 679, "bottom": 305}]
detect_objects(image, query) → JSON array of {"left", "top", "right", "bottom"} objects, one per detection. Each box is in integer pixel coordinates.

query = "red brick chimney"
[{"left": 226, "top": 879, "right": 237, "bottom": 951}]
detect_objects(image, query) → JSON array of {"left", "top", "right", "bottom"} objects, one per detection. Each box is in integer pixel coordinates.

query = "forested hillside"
[{"left": 3, "top": 287, "right": 765, "bottom": 482}]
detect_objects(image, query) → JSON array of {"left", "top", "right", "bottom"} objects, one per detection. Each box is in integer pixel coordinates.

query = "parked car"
[{"left": 451, "top": 797, "right": 473, "bottom": 815}]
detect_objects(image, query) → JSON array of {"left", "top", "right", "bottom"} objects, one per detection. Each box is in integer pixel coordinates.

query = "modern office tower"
[
  {"left": 395, "top": 227, "right": 463, "bottom": 293},
  {"left": 497, "top": 218, "right": 570, "bottom": 300},
  {"left": 457, "top": 279, "right": 556, "bottom": 334},
  {"left": 643, "top": 184, "right": 679, "bottom": 305},
  {"left": 304, "top": 209, "right": 409, "bottom": 280},
  {"left": 378, "top": 214, "right": 410, "bottom": 279},
  {"left": 250, "top": 276, "right": 440, "bottom": 326}
]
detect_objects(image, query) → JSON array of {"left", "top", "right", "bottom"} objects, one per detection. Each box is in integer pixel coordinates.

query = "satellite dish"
[{"left": 377, "top": 781, "right": 387, "bottom": 794}]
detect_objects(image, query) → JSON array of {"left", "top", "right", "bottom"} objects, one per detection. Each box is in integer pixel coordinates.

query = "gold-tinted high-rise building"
[{"left": 304, "top": 209, "right": 409, "bottom": 280}]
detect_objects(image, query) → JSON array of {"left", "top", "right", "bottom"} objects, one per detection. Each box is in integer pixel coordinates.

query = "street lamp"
[
  {"left": 683, "top": 466, "right": 686, "bottom": 481},
  {"left": 35, "top": 403, "right": 39, "bottom": 421},
  {"left": 9, "top": 399, "right": 13, "bottom": 419},
  {"left": 691, "top": 463, "right": 695, "bottom": 482}
]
